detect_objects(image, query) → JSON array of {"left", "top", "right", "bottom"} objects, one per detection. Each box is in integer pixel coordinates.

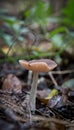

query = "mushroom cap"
[{"left": 19, "top": 59, "right": 57, "bottom": 72}]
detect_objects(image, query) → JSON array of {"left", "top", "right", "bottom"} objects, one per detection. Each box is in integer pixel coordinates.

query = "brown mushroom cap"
[{"left": 19, "top": 59, "right": 57, "bottom": 72}]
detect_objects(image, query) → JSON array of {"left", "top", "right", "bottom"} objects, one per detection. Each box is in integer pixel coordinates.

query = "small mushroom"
[{"left": 19, "top": 59, "right": 57, "bottom": 112}]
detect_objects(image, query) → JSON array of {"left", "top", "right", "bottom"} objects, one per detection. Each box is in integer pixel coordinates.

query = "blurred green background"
[{"left": 0, "top": 0, "right": 74, "bottom": 63}]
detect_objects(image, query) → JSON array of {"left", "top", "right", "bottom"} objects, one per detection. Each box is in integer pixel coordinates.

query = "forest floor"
[{"left": 0, "top": 42, "right": 74, "bottom": 130}]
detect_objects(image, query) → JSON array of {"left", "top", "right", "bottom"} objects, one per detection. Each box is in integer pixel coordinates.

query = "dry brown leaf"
[{"left": 2, "top": 74, "right": 22, "bottom": 93}]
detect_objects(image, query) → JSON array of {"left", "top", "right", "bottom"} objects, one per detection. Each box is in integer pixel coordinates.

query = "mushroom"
[{"left": 19, "top": 59, "right": 57, "bottom": 112}]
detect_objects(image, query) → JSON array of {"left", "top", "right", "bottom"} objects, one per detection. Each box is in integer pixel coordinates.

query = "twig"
[
  {"left": 48, "top": 72, "right": 64, "bottom": 93},
  {"left": 32, "top": 115, "right": 74, "bottom": 127},
  {"left": 48, "top": 72, "right": 71, "bottom": 94},
  {"left": 51, "top": 70, "right": 74, "bottom": 74},
  {"left": 48, "top": 72, "right": 58, "bottom": 86}
]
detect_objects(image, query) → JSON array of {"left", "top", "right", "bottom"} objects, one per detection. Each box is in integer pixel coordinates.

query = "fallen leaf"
[
  {"left": 45, "top": 89, "right": 58, "bottom": 99},
  {"left": 2, "top": 74, "right": 22, "bottom": 93}
]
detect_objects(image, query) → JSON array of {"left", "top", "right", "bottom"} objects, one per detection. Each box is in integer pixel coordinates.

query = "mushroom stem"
[{"left": 30, "top": 71, "right": 38, "bottom": 112}]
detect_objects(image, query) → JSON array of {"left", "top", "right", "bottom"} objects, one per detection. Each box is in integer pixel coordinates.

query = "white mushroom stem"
[{"left": 30, "top": 71, "right": 38, "bottom": 112}]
